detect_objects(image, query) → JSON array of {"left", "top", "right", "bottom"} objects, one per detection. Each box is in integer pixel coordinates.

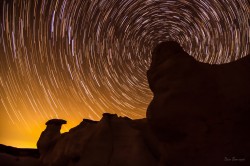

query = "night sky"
[{"left": 0, "top": 0, "right": 249, "bottom": 148}]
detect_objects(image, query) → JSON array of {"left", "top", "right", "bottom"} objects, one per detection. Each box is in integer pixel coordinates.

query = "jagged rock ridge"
[{"left": 37, "top": 114, "right": 160, "bottom": 166}]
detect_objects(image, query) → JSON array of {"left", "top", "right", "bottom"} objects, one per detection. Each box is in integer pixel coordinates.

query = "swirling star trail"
[{"left": 0, "top": 0, "right": 249, "bottom": 147}]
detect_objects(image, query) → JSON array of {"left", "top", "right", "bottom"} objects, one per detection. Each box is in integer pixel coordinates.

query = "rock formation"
[
  {"left": 34, "top": 41, "right": 250, "bottom": 166},
  {"left": 37, "top": 119, "right": 67, "bottom": 161},
  {"left": 37, "top": 114, "right": 160, "bottom": 166},
  {"left": 147, "top": 41, "right": 250, "bottom": 165}
]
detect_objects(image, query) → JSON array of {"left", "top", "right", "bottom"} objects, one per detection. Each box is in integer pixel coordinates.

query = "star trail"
[{"left": 0, "top": 0, "right": 249, "bottom": 148}]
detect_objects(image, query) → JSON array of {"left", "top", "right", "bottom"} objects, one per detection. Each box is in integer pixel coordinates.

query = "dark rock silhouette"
[
  {"left": 37, "top": 119, "right": 67, "bottom": 161},
  {"left": 36, "top": 41, "right": 249, "bottom": 166},
  {"left": 37, "top": 114, "right": 159, "bottom": 166},
  {"left": 147, "top": 41, "right": 250, "bottom": 165}
]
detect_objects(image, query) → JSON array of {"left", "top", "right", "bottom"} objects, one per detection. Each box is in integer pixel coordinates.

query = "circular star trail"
[{"left": 0, "top": 0, "right": 249, "bottom": 147}]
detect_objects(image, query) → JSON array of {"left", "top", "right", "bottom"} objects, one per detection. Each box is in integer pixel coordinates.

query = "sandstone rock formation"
[
  {"left": 37, "top": 119, "right": 67, "bottom": 161},
  {"left": 147, "top": 41, "right": 250, "bottom": 165},
  {"left": 37, "top": 114, "right": 160, "bottom": 166},
  {"left": 35, "top": 41, "right": 250, "bottom": 166}
]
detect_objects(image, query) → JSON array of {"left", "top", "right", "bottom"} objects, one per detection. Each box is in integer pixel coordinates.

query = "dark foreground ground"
[{"left": 0, "top": 144, "right": 43, "bottom": 166}]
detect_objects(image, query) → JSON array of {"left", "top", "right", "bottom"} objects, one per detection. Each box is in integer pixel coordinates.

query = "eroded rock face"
[
  {"left": 37, "top": 114, "right": 158, "bottom": 166},
  {"left": 147, "top": 41, "right": 250, "bottom": 165},
  {"left": 37, "top": 119, "right": 67, "bottom": 161},
  {"left": 36, "top": 41, "right": 250, "bottom": 166}
]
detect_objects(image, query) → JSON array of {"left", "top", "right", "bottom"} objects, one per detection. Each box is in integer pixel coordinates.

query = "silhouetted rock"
[
  {"left": 37, "top": 114, "right": 158, "bottom": 166},
  {"left": 45, "top": 119, "right": 67, "bottom": 126},
  {"left": 147, "top": 41, "right": 250, "bottom": 165},
  {"left": 37, "top": 119, "right": 67, "bottom": 161}
]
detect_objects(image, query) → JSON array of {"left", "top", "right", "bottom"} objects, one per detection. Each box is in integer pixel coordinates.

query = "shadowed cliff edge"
[
  {"left": 1, "top": 41, "right": 249, "bottom": 166},
  {"left": 146, "top": 41, "right": 250, "bottom": 165}
]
